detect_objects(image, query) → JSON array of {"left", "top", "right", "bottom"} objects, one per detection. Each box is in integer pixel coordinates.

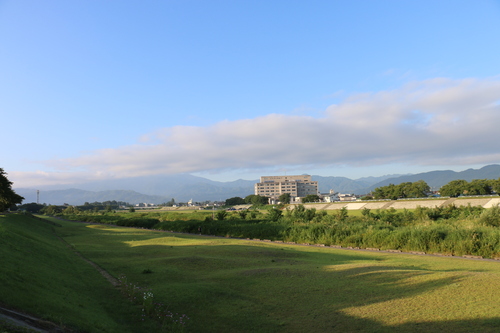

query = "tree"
[
  {"left": 41, "top": 205, "right": 61, "bottom": 215},
  {"left": 301, "top": 194, "right": 320, "bottom": 203},
  {"left": 278, "top": 193, "right": 291, "bottom": 204},
  {"left": 162, "top": 198, "right": 176, "bottom": 207},
  {"left": 466, "top": 179, "right": 492, "bottom": 195},
  {"left": 0, "top": 168, "right": 24, "bottom": 211},
  {"left": 373, "top": 183, "right": 398, "bottom": 200},
  {"left": 225, "top": 196, "right": 246, "bottom": 206},
  {"left": 63, "top": 206, "right": 80, "bottom": 215},
  {"left": 244, "top": 194, "right": 268, "bottom": 205},
  {"left": 373, "top": 180, "right": 429, "bottom": 199},
  {"left": 18, "top": 202, "right": 45, "bottom": 213},
  {"left": 491, "top": 178, "right": 500, "bottom": 195},
  {"left": 400, "top": 180, "right": 430, "bottom": 198},
  {"left": 439, "top": 179, "right": 468, "bottom": 197}
]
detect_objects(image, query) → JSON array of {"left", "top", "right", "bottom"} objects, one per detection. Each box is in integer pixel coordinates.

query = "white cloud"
[{"left": 11, "top": 77, "right": 500, "bottom": 187}]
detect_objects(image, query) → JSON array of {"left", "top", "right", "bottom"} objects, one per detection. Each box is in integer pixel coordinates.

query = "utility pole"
[{"left": 37, "top": 190, "right": 39, "bottom": 204}]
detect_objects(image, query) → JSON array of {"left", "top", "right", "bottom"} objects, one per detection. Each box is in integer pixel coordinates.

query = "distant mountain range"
[{"left": 15, "top": 165, "right": 500, "bottom": 205}]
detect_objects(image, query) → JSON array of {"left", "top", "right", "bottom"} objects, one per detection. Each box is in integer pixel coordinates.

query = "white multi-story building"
[
  {"left": 254, "top": 175, "right": 319, "bottom": 202},
  {"left": 321, "top": 189, "right": 339, "bottom": 202}
]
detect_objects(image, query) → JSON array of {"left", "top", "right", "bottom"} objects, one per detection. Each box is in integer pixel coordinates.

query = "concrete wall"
[{"left": 289, "top": 197, "right": 500, "bottom": 210}]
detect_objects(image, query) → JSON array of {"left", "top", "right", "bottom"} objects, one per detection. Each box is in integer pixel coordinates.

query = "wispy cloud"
[{"left": 11, "top": 77, "right": 500, "bottom": 187}]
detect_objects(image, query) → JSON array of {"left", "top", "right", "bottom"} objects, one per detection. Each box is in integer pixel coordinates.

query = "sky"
[{"left": 1, "top": 0, "right": 500, "bottom": 188}]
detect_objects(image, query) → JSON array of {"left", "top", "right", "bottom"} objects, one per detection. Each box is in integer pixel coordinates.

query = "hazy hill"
[
  {"left": 312, "top": 175, "right": 401, "bottom": 194},
  {"left": 16, "top": 188, "right": 168, "bottom": 206},
  {"left": 15, "top": 173, "right": 397, "bottom": 205}
]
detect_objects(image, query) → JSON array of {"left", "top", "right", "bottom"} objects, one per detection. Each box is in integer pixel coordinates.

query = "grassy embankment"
[
  {"left": 0, "top": 213, "right": 161, "bottom": 332},
  {"left": 4, "top": 213, "right": 500, "bottom": 332}
]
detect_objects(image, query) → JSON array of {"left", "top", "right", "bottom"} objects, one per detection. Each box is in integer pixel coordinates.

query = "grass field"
[
  {"left": 0, "top": 214, "right": 158, "bottom": 332},
  {"left": 3, "top": 213, "right": 500, "bottom": 332}
]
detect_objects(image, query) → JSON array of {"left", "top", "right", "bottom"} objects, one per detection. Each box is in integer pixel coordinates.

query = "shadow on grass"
[{"left": 54, "top": 218, "right": 500, "bottom": 333}]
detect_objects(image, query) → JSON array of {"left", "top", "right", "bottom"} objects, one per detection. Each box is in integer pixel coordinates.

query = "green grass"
[
  {"left": 53, "top": 216, "right": 500, "bottom": 332},
  {"left": 0, "top": 214, "right": 158, "bottom": 332},
  {"left": 4, "top": 213, "right": 500, "bottom": 332}
]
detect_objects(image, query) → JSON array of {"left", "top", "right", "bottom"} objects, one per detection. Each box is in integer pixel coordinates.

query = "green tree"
[
  {"left": 400, "top": 180, "right": 430, "bottom": 198},
  {"left": 301, "top": 194, "right": 320, "bottom": 203},
  {"left": 41, "top": 205, "right": 61, "bottom": 215},
  {"left": 278, "top": 193, "right": 291, "bottom": 204},
  {"left": 225, "top": 196, "right": 246, "bottom": 206},
  {"left": 373, "top": 181, "right": 429, "bottom": 199},
  {"left": 439, "top": 179, "right": 468, "bottom": 197},
  {"left": 244, "top": 194, "right": 268, "bottom": 205},
  {"left": 0, "top": 168, "right": 24, "bottom": 211},
  {"left": 373, "top": 183, "right": 399, "bottom": 200},
  {"left": 465, "top": 179, "right": 492, "bottom": 195},
  {"left": 63, "top": 205, "right": 80, "bottom": 215},
  {"left": 18, "top": 202, "right": 45, "bottom": 213},
  {"left": 491, "top": 178, "right": 500, "bottom": 195},
  {"left": 163, "top": 198, "right": 176, "bottom": 207}
]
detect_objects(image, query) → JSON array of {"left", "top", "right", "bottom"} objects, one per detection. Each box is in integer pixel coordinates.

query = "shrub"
[
  {"left": 480, "top": 205, "right": 500, "bottom": 227},
  {"left": 267, "top": 208, "right": 282, "bottom": 222},
  {"left": 215, "top": 210, "right": 228, "bottom": 221}
]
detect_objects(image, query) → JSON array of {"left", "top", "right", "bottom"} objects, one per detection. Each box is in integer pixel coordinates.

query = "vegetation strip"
[
  {"left": 52, "top": 200, "right": 500, "bottom": 259},
  {"left": 53, "top": 213, "right": 500, "bottom": 263}
]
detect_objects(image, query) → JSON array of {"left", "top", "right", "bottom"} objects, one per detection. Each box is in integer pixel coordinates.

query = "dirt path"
[{"left": 55, "top": 234, "right": 120, "bottom": 287}]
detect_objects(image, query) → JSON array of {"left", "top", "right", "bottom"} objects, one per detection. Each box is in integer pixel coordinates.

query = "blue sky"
[{"left": 1, "top": 0, "right": 500, "bottom": 188}]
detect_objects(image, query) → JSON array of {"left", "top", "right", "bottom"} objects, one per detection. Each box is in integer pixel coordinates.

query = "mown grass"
[
  {"left": 45, "top": 216, "right": 500, "bottom": 332},
  {"left": 0, "top": 214, "right": 159, "bottom": 332}
]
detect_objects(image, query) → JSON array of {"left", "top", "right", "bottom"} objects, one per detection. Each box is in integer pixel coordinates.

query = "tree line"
[
  {"left": 369, "top": 178, "right": 500, "bottom": 200},
  {"left": 225, "top": 194, "right": 269, "bottom": 206},
  {"left": 439, "top": 179, "right": 500, "bottom": 197},
  {"left": 370, "top": 180, "right": 430, "bottom": 200}
]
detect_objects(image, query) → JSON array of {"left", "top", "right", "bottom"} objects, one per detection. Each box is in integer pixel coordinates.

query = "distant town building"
[
  {"left": 321, "top": 189, "right": 339, "bottom": 202},
  {"left": 135, "top": 203, "right": 156, "bottom": 207},
  {"left": 254, "top": 175, "right": 319, "bottom": 202},
  {"left": 338, "top": 193, "right": 357, "bottom": 201}
]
